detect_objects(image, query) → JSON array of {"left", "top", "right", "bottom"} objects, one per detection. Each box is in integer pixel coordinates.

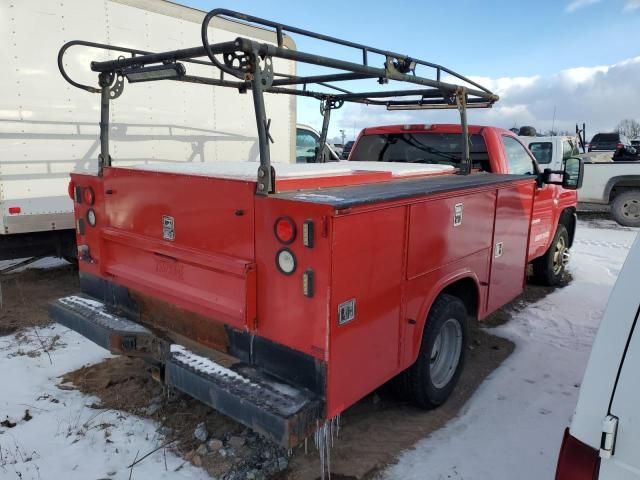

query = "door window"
[
  {"left": 562, "top": 140, "right": 578, "bottom": 160},
  {"left": 296, "top": 128, "right": 319, "bottom": 163},
  {"left": 502, "top": 136, "right": 537, "bottom": 175},
  {"left": 528, "top": 142, "right": 553, "bottom": 165}
]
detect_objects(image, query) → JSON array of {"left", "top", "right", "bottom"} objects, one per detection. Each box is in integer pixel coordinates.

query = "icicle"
[{"left": 313, "top": 415, "right": 341, "bottom": 480}]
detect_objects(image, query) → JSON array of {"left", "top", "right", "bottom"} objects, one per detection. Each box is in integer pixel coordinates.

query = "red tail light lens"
[
  {"left": 555, "top": 429, "right": 600, "bottom": 480},
  {"left": 68, "top": 181, "right": 75, "bottom": 200},
  {"left": 274, "top": 217, "right": 296, "bottom": 244},
  {"left": 8, "top": 207, "right": 21, "bottom": 215},
  {"left": 83, "top": 187, "right": 95, "bottom": 205}
]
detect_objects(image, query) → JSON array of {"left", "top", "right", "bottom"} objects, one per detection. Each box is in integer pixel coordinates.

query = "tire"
[
  {"left": 611, "top": 190, "right": 640, "bottom": 227},
  {"left": 532, "top": 224, "right": 569, "bottom": 286},
  {"left": 397, "top": 294, "right": 468, "bottom": 409}
]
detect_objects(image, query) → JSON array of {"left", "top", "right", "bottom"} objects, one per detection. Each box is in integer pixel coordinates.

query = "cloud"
[
  {"left": 624, "top": 0, "right": 640, "bottom": 10},
  {"left": 321, "top": 56, "right": 640, "bottom": 139},
  {"left": 565, "top": 0, "right": 600, "bottom": 12}
]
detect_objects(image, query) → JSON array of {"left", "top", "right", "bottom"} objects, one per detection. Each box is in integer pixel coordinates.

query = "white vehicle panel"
[
  {"left": 570, "top": 235, "right": 640, "bottom": 454},
  {"left": 599, "top": 307, "right": 640, "bottom": 478},
  {"left": 0, "top": 0, "right": 296, "bottom": 234},
  {"left": 578, "top": 162, "right": 640, "bottom": 204}
]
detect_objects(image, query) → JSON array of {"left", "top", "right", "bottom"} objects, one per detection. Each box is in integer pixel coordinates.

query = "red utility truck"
[
  {"left": 50, "top": 9, "right": 583, "bottom": 451},
  {"left": 349, "top": 124, "right": 580, "bottom": 285}
]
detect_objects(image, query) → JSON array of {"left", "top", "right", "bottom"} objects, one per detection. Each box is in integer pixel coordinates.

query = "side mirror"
[{"left": 543, "top": 157, "right": 583, "bottom": 190}]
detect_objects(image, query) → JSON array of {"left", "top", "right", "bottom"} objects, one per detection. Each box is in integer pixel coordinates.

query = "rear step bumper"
[{"left": 49, "top": 294, "right": 322, "bottom": 447}]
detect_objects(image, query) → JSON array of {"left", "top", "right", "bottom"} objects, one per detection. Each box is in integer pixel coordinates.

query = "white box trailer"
[{"left": 0, "top": 0, "right": 296, "bottom": 260}]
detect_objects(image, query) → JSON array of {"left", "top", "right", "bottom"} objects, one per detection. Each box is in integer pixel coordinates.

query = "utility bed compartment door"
[
  {"left": 486, "top": 183, "right": 535, "bottom": 314},
  {"left": 100, "top": 168, "right": 257, "bottom": 330},
  {"left": 100, "top": 228, "right": 256, "bottom": 329}
]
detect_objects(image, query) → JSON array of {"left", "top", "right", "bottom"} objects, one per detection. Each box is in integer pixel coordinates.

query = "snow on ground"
[
  {"left": 0, "top": 257, "right": 69, "bottom": 273},
  {"left": 0, "top": 324, "right": 208, "bottom": 480},
  {"left": 384, "top": 219, "right": 639, "bottom": 480}
]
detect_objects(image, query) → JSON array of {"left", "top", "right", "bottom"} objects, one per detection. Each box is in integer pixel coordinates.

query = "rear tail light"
[
  {"left": 8, "top": 207, "right": 21, "bottom": 215},
  {"left": 274, "top": 217, "right": 296, "bottom": 244},
  {"left": 275, "top": 248, "right": 296, "bottom": 275},
  {"left": 83, "top": 187, "right": 95, "bottom": 205},
  {"left": 86, "top": 208, "right": 97, "bottom": 227},
  {"left": 302, "top": 269, "right": 314, "bottom": 297},
  {"left": 555, "top": 428, "right": 600, "bottom": 480},
  {"left": 302, "top": 220, "right": 315, "bottom": 248},
  {"left": 68, "top": 181, "right": 75, "bottom": 200}
]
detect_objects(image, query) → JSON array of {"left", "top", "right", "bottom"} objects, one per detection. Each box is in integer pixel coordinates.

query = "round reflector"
[
  {"left": 68, "top": 181, "right": 75, "bottom": 200},
  {"left": 274, "top": 217, "right": 296, "bottom": 244},
  {"left": 86, "top": 208, "right": 97, "bottom": 227},
  {"left": 276, "top": 248, "right": 296, "bottom": 275},
  {"left": 83, "top": 187, "right": 95, "bottom": 205}
]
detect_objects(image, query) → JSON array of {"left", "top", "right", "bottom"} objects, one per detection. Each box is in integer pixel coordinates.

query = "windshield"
[
  {"left": 528, "top": 142, "right": 553, "bottom": 164},
  {"left": 592, "top": 133, "right": 618, "bottom": 143},
  {"left": 350, "top": 132, "right": 491, "bottom": 171}
]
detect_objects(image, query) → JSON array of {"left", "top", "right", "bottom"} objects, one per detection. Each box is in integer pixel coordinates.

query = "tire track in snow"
[{"left": 574, "top": 239, "right": 631, "bottom": 249}]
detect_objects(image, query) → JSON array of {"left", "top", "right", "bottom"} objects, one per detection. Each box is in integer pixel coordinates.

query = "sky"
[{"left": 179, "top": 0, "right": 640, "bottom": 141}]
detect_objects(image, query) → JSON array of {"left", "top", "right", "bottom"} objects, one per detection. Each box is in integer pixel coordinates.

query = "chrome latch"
[{"left": 600, "top": 414, "right": 619, "bottom": 459}]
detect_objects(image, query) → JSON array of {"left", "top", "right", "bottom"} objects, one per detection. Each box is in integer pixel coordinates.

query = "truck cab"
[
  {"left": 520, "top": 135, "right": 581, "bottom": 172},
  {"left": 349, "top": 124, "right": 580, "bottom": 285}
]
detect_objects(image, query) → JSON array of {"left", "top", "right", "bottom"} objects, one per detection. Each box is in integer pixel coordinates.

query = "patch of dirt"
[
  {"left": 0, "top": 264, "right": 78, "bottom": 335},
  {"left": 62, "top": 358, "right": 287, "bottom": 480},
  {"left": 62, "top": 326, "right": 513, "bottom": 480}
]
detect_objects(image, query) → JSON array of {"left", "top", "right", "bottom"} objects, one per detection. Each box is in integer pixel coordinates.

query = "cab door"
[{"left": 501, "top": 135, "right": 555, "bottom": 261}]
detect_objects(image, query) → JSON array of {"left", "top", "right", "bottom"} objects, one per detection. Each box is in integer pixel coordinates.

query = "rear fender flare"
[{"left": 408, "top": 271, "right": 481, "bottom": 367}]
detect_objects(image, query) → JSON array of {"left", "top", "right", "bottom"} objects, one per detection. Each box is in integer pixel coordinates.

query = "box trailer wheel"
[{"left": 397, "top": 294, "right": 468, "bottom": 409}]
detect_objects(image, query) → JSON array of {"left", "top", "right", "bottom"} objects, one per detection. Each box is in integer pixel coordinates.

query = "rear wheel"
[
  {"left": 611, "top": 190, "right": 640, "bottom": 227},
  {"left": 397, "top": 294, "right": 468, "bottom": 409},
  {"left": 532, "top": 224, "right": 569, "bottom": 286}
]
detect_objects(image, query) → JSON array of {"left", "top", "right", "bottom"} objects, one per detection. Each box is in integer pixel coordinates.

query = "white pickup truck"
[
  {"left": 520, "top": 135, "right": 581, "bottom": 171},
  {"left": 577, "top": 155, "right": 640, "bottom": 227},
  {"left": 521, "top": 136, "right": 640, "bottom": 227}
]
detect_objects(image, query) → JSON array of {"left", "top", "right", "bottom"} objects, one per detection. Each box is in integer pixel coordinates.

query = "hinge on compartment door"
[{"left": 600, "top": 414, "right": 619, "bottom": 459}]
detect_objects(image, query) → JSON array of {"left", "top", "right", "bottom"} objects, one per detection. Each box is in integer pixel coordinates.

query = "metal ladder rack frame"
[{"left": 58, "top": 8, "right": 499, "bottom": 194}]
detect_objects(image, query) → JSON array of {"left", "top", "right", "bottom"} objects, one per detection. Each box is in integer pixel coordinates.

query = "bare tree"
[{"left": 616, "top": 119, "right": 640, "bottom": 139}]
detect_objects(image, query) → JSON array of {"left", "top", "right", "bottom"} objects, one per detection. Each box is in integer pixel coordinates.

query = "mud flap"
[{"left": 49, "top": 294, "right": 323, "bottom": 448}]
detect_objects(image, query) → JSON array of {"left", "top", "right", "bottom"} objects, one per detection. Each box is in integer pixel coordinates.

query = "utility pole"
[{"left": 340, "top": 129, "right": 345, "bottom": 145}]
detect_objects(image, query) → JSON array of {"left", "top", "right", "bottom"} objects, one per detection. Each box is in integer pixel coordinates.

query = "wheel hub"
[
  {"left": 430, "top": 318, "right": 462, "bottom": 389},
  {"left": 552, "top": 235, "right": 568, "bottom": 275},
  {"left": 623, "top": 199, "right": 640, "bottom": 219}
]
